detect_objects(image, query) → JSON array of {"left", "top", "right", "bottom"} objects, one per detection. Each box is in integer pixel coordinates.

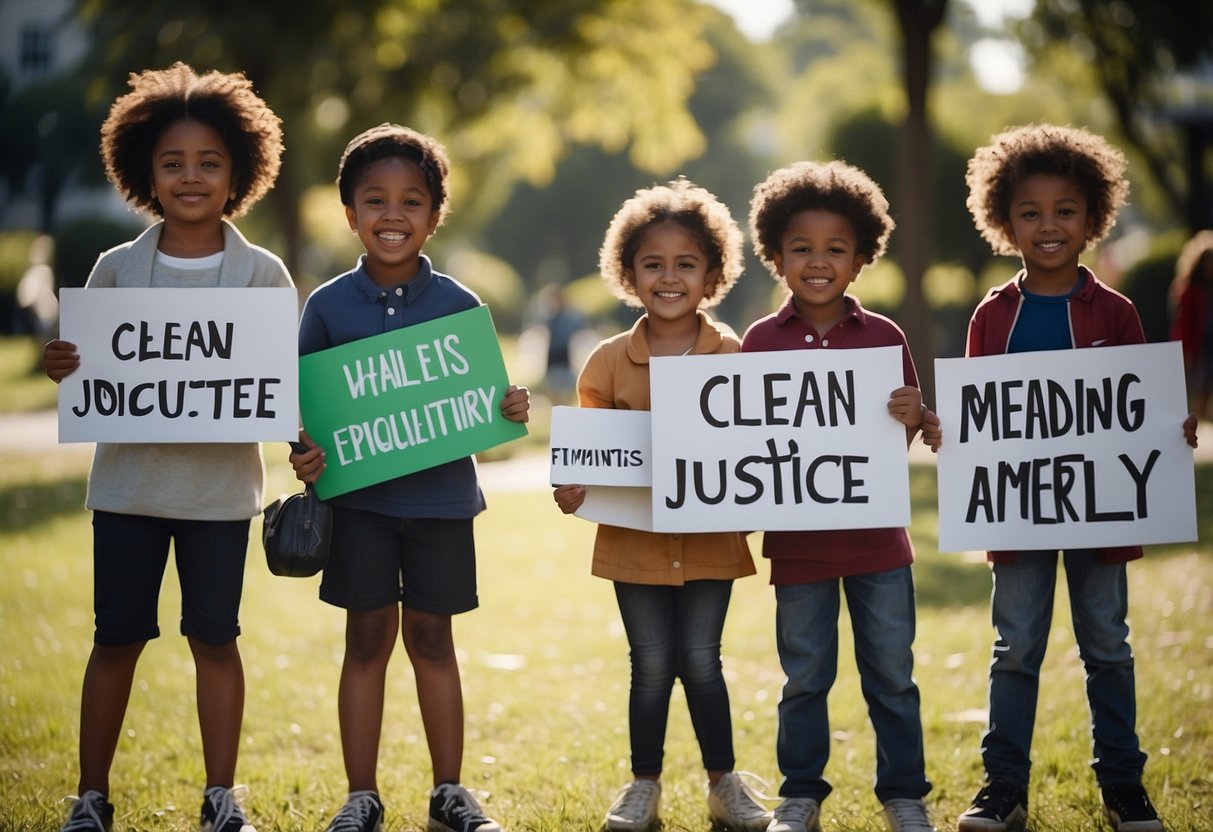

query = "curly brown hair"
[
  {"left": 597, "top": 177, "right": 744, "bottom": 309},
  {"left": 99, "top": 62, "right": 283, "bottom": 218},
  {"left": 337, "top": 123, "right": 451, "bottom": 227},
  {"left": 965, "top": 123, "right": 1129, "bottom": 256},
  {"left": 748, "top": 160, "right": 894, "bottom": 278}
]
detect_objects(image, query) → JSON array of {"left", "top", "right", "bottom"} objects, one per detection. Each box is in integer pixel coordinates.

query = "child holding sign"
[
  {"left": 43, "top": 63, "right": 291, "bottom": 832},
  {"left": 944, "top": 124, "right": 1199, "bottom": 832},
  {"left": 288, "top": 124, "right": 529, "bottom": 832},
  {"left": 741, "top": 160, "right": 938, "bottom": 832},
  {"left": 552, "top": 179, "right": 772, "bottom": 832}
]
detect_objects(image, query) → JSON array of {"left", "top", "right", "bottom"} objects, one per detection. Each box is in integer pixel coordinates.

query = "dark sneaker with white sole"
[
  {"left": 428, "top": 783, "right": 502, "bottom": 832},
  {"left": 1101, "top": 784, "right": 1163, "bottom": 832},
  {"left": 957, "top": 782, "right": 1027, "bottom": 832},
  {"left": 61, "top": 791, "right": 114, "bottom": 832}
]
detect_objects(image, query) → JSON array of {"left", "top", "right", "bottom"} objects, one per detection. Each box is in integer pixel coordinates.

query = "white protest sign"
[
  {"left": 934, "top": 342, "right": 1196, "bottom": 552},
  {"left": 579, "top": 486, "right": 653, "bottom": 531},
  {"left": 549, "top": 406, "right": 651, "bottom": 486},
  {"left": 649, "top": 347, "right": 911, "bottom": 532},
  {"left": 57, "top": 287, "right": 299, "bottom": 443}
]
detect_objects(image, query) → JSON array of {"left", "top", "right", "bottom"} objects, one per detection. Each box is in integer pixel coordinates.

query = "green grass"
[
  {"left": 1, "top": 452, "right": 1210, "bottom": 831},
  {"left": 0, "top": 336, "right": 58, "bottom": 413}
]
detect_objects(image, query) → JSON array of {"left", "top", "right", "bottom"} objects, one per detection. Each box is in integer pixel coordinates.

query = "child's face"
[
  {"left": 1002, "top": 173, "right": 1094, "bottom": 288},
  {"left": 345, "top": 156, "right": 440, "bottom": 285},
  {"left": 626, "top": 220, "right": 718, "bottom": 324},
  {"left": 774, "top": 209, "right": 864, "bottom": 324},
  {"left": 149, "top": 119, "right": 235, "bottom": 227}
]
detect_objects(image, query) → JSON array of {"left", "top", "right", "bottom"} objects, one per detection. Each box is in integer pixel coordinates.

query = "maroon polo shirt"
[{"left": 740, "top": 296, "right": 919, "bottom": 585}]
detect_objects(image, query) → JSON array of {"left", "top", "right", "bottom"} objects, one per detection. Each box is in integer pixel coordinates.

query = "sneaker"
[
  {"left": 957, "top": 782, "right": 1027, "bottom": 831},
  {"left": 708, "top": 772, "right": 773, "bottom": 831},
  {"left": 200, "top": 785, "right": 255, "bottom": 832},
  {"left": 1101, "top": 784, "right": 1163, "bottom": 832},
  {"left": 881, "top": 798, "right": 936, "bottom": 832},
  {"left": 61, "top": 791, "right": 114, "bottom": 832},
  {"left": 429, "top": 783, "right": 502, "bottom": 832},
  {"left": 323, "top": 791, "right": 384, "bottom": 832},
  {"left": 767, "top": 797, "right": 822, "bottom": 832},
  {"left": 604, "top": 779, "right": 661, "bottom": 831}
]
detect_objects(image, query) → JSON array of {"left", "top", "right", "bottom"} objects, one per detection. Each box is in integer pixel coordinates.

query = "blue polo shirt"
[{"left": 298, "top": 254, "right": 487, "bottom": 518}]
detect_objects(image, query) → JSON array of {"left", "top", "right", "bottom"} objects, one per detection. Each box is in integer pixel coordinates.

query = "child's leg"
[
  {"left": 341, "top": 605, "right": 399, "bottom": 791},
  {"left": 772, "top": 580, "right": 840, "bottom": 802},
  {"left": 984, "top": 554, "right": 1059, "bottom": 787},
  {"left": 401, "top": 608, "right": 463, "bottom": 784},
  {"left": 1062, "top": 552, "right": 1147, "bottom": 786},
  {"left": 174, "top": 518, "right": 251, "bottom": 789},
  {"left": 670, "top": 579, "right": 735, "bottom": 782},
  {"left": 614, "top": 582, "right": 678, "bottom": 779},
  {"left": 77, "top": 641, "right": 145, "bottom": 794},
  {"left": 842, "top": 566, "right": 929, "bottom": 802},
  {"left": 188, "top": 638, "right": 244, "bottom": 787}
]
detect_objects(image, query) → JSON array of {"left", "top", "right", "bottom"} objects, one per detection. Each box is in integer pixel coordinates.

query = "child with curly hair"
[
  {"left": 43, "top": 62, "right": 291, "bottom": 832},
  {"left": 288, "top": 123, "right": 530, "bottom": 832},
  {"left": 553, "top": 178, "right": 772, "bottom": 832},
  {"left": 951, "top": 123, "right": 1198, "bottom": 832},
  {"left": 741, "top": 160, "right": 938, "bottom": 832}
]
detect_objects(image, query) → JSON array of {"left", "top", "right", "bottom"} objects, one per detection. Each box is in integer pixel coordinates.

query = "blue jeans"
[
  {"left": 774, "top": 566, "right": 929, "bottom": 803},
  {"left": 983, "top": 552, "right": 1146, "bottom": 788},
  {"left": 614, "top": 580, "right": 736, "bottom": 776}
]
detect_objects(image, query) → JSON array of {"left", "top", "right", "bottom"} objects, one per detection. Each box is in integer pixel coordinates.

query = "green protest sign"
[{"left": 300, "top": 305, "right": 527, "bottom": 499}]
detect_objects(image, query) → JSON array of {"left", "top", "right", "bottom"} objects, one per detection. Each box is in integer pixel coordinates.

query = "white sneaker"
[
  {"left": 709, "top": 772, "right": 773, "bottom": 831},
  {"left": 767, "top": 797, "right": 822, "bottom": 832},
  {"left": 882, "top": 798, "right": 936, "bottom": 832},
  {"left": 605, "top": 779, "right": 661, "bottom": 831}
]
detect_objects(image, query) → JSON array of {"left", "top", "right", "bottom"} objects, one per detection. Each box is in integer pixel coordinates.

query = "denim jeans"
[
  {"left": 613, "top": 579, "right": 736, "bottom": 776},
  {"left": 774, "top": 566, "right": 929, "bottom": 803},
  {"left": 983, "top": 552, "right": 1146, "bottom": 788}
]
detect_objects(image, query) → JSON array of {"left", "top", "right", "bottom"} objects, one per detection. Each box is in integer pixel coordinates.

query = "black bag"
[{"left": 262, "top": 485, "right": 331, "bottom": 577}]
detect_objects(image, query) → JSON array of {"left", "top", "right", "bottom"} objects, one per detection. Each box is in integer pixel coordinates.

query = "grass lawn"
[{"left": 1, "top": 446, "right": 1210, "bottom": 830}]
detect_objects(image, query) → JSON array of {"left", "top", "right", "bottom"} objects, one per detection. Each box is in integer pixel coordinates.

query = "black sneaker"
[
  {"left": 428, "top": 783, "right": 502, "bottom": 832},
  {"left": 61, "top": 791, "right": 113, "bottom": 832},
  {"left": 323, "top": 791, "right": 384, "bottom": 832},
  {"left": 957, "top": 782, "right": 1028, "bottom": 831},
  {"left": 200, "top": 785, "right": 255, "bottom": 832},
  {"left": 1101, "top": 784, "right": 1163, "bottom": 832}
]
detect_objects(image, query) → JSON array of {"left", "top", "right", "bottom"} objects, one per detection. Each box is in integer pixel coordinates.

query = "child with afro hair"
[
  {"left": 45, "top": 62, "right": 291, "bottom": 832},
  {"left": 742, "top": 159, "right": 938, "bottom": 832},
  {"left": 950, "top": 123, "right": 1198, "bottom": 832}
]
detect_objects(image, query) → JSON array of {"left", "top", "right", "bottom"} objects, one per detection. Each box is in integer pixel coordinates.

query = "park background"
[{"left": 0, "top": 0, "right": 1211, "bottom": 829}]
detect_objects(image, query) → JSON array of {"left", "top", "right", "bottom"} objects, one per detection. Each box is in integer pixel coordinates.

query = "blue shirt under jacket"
[{"left": 298, "top": 254, "right": 487, "bottom": 519}]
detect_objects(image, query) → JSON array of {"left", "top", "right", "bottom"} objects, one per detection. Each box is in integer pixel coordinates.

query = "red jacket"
[{"left": 965, "top": 266, "right": 1145, "bottom": 563}]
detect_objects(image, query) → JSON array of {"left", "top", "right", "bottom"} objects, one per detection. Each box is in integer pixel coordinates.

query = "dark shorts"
[
  {"left": 319, "top": 507, "right": 478, "bottom": 615},
  {"left": 92, "top": 511, "right": 250, "bottom": 646}
]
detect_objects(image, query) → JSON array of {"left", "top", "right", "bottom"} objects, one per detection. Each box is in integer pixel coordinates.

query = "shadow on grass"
[{"left": 0, "top": 476, "right": 87, "bottom": 531}]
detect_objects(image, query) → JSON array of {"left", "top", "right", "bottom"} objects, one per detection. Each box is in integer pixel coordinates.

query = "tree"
[
  {"left": 71, "top": 0, "right": 719, "bottom": 277},
  {"left": 1023, "top": 0, "right": 1213, "bottom": 230}
]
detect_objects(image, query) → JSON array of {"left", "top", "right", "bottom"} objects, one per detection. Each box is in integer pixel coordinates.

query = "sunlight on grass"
[{"left": 1, "top": 453, "right": 1210, "bottom": 831}]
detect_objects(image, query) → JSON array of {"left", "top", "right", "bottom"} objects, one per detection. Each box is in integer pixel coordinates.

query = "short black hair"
[{"left": 337, "top": 123, "right": 451, "bottom": 226}]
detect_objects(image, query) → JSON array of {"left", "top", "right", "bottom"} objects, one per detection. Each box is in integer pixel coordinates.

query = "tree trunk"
[{"left": 893, "top": 0, "right": 947, "bottom": 407}]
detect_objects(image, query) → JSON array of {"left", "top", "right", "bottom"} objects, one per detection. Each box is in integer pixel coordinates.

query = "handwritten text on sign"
[
  {"left": 57, "top": 287, "right": 298, "bottom": 443},
  {"left": 649, "top": 347, "right": 910, "bottom": 532},
  {"left": 933, "top": 342, "right": 1196, "bottom": 552},
  {"left": 299, "top": 305, "right": 527, "bottom": 499}
]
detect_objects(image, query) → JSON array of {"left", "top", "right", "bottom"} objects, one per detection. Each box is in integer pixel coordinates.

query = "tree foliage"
[{"left": 71, "top": 0, "right": 719, "bottom": 277}]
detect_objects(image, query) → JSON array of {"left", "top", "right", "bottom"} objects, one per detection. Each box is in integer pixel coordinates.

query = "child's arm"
[
  {"left": 289, "top": 432, "right": 326, "bottom": 484},
  {"left": 1184, "top": 414, "right": 1199, "bottom": 449},
  {"left": 43, "top": 339, "right": 80, "bottom": 383},
  {"left": 887, "top": 385, "right": 925, "bottom": 446},
  {"left": 501, "top": 384, "right": 530, "bottom": 423},
  {"left": 553, "top": 483, "right": 586, "bottom": 514}
]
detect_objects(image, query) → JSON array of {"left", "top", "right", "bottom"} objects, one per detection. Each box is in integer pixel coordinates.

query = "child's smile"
[
  {"left": 1003, "top": 172, "right": 1093, "bottom": 294},
  {"left": 629, "top": 220, "right": 717, "bottom": 324},
  {"left": 775, "top": 209, "right": 865, "bottom": 332}
]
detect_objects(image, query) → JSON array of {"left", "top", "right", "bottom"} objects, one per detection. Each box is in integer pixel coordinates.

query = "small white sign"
[
  {"left": 57, "top": 287, "right": 299, "bottom": 443},
  {"left": 934, "top": 342, "right": 1196, "bottom": 551},
  {"left": 549, "top": 406, "right": 651, "bottom": 486},
  {"left": 649, "top": 347, "right": 911, "bottom": 532}
]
